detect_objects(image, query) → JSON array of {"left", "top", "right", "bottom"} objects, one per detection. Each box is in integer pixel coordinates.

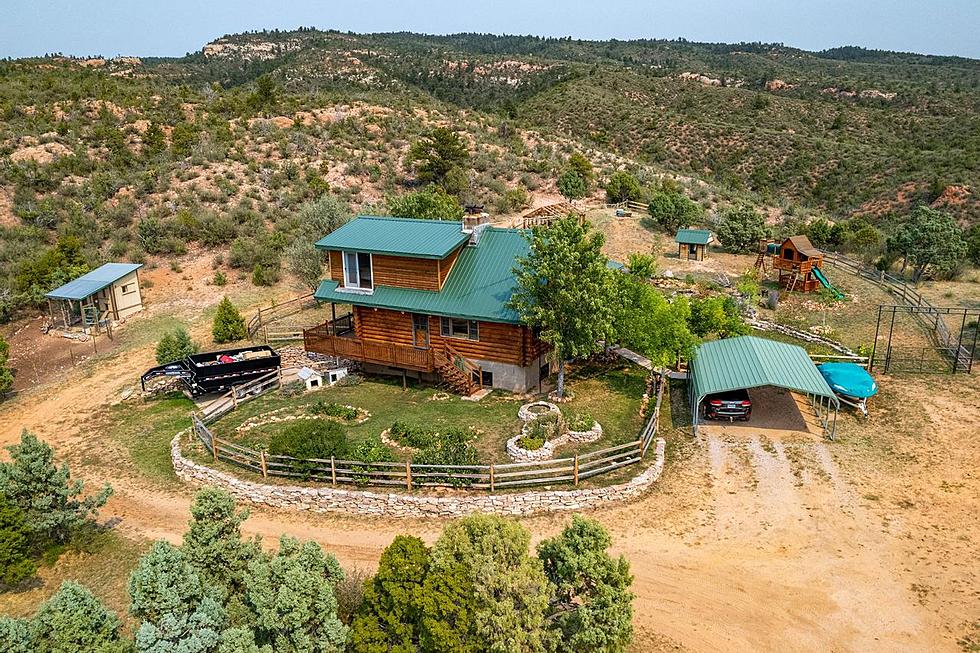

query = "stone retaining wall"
[{"left": 171, "top": 431, "right": 666, "bottom": 518}]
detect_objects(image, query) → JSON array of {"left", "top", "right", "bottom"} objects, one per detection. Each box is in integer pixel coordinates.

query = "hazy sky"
[{"left": 3, "top": 0, "right": 978, "bottom": 60}]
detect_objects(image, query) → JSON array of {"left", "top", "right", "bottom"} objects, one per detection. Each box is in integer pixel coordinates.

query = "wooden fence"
[
  {"left": 246, "top": 293, "right": 320, "bottom": 339},
  {"left": 189, "top": 372, "right": 667, "bottom": 491}
]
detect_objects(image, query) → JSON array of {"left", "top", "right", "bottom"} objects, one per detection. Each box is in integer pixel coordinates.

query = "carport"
[{"left": 689, "top": 336, "right": 839, "bottom": 438}]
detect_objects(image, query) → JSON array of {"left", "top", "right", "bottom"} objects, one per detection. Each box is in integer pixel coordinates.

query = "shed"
[
  {"left": 675, "top": 229, "right": 714, "bottom": 261},
  {"left": 688, "top": 336, "right": 838, "bottom": 437},
  {"left": 45, "top": 262, "right": 144, "bottom": 333}
]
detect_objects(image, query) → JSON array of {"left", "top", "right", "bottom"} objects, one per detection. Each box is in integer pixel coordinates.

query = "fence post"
[
  {"left": 406, "top": 462, "right": 413, "bottom": 491},
  {"left": 573, "top": 455, "right": 579, "bottom": 486},
  {"left": 260, "top": 450, "right": 268, "bottom": 478},
  {"left": 489, "top": 464, "right": 495, "bottom": 492},
  {"left": 330, "top": 456, "right": 336, "bottom": 486},
  {"left": 211, "top": 432, "right": 218, "bottom": 462}
]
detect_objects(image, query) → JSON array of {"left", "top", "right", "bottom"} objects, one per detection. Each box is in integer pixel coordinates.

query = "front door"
[{"left": 412, "top": 314, "right": 429, "bottom": 349}]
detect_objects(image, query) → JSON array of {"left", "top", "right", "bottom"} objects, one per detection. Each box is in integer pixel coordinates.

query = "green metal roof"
[
  {"left": 314, "top": 215, "right": 470, "bottom": 259},
  {"left": 315, "top": 227, "right": 528, "bottom": 323},
  {"left": 675, "top": 229, "right": 713, "bottom": 245},
  {"left": 690, "top": 336, "right": 838, "bottom": 405},
  {"left": 46, "top": 263, "right": 142, "bottom": 301}
]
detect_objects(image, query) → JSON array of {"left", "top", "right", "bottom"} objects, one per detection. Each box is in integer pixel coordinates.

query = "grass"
[
  {"left": 98, "top": 394, "right": 196, "bottom": 487},
  {"left": 208, "top": 362, "right": 648, "bottom": 465},
  {"left": 0, "top": 530, "right": 147, "bottom": 631}
]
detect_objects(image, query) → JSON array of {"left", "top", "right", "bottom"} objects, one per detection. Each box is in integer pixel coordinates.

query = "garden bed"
[{"left": 199, "top": 362, "right": 648, "bottom": 467}]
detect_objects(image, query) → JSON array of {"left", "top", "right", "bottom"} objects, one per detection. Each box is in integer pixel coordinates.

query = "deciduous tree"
[
  {"left": 387, "top": 186, "right": 465, "bottom": 221},
  {"left": 612, "top": 276, "right": 696, "bottom": 368},
  {"left": 510, "top": 217, "right": 617, "bottom": 398},
  {"left": 887, "top": 206, "right": 967, "bottom": 280}
]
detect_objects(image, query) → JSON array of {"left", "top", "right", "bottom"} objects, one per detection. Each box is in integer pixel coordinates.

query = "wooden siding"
[
  {"left": 372, "top": 254, "right": 440, "bottom": 290},
  {"left": 329, "top": 251, "right": 343, "bottom": 284},
  {"left": 437, "top": 246, "right": 463, "bottom": 289},
  {"left": 353, "top": 307, "right": 546, "bottom": 366}
]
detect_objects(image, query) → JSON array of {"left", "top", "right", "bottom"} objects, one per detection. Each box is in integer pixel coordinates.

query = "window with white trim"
[
  {"left": 440, "top": 317, "right": 479, "bottom": 341},
  {"left": 342, "top": 251, "right": 373, "bottom": 290}
]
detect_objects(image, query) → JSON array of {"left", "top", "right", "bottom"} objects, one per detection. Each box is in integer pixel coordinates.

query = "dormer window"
[{"left": 343, "top": 251, "right": 373, "bottom": 291}]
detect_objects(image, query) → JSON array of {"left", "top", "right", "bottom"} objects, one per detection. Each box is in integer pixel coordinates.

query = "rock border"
[
  {"left": 171, "top": 431, "right": 666, "bottom": 518},
  {"left": 517, "top": 401, "right": 560, "bottom": 422},
  {"left": 506, "top": 421, "right": 604, "bottom": 463}
]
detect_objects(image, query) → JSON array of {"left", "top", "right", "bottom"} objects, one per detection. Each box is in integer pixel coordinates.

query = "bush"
[
  {"left": 764, "top": 289, "right": 780, "bottom": 310},
  {"left": 557, "top": 169, "right": 588, "bottom": 200},
  {"left": 388, "top": 422, "right": 438, "bottom": 449},
  {"left": 155, "top": 326, "right": 199, "bottom": 365},
  {"left": 312, "top": 401, "right": 359, "bottom": 422},
  {"left": 0, "top": 334, "right": 12, "bottom": 396},
  {"left": 211, "top": 297, "right": 246, "bottom": 344},
  {"left": 335, "top": 372, "right": 363, "bottom": 387},
  {"left": 268, "top": 420, "right": 348, "bottom": 460},
  {"left": 347, "top": 436, "right": 396, "bottom": 485},
  {"left": 387, "top": 186, "right": 464, "bottom": 220},
  {"left": 212, "top": 270, "right": 227, "bottom": 286},
  {"left": 645, "top": 190, "right": 703, "bottom": 232},
  {"left": 411, "top": 428, "right": 480, "bottom": 485},
  {"left": 567, "top": 412, "right": 594, "bottom": 432}
]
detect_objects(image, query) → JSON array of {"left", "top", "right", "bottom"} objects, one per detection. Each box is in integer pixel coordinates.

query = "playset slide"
[{"left": 812, "top": 266, "right": 844, "bottom": 299}]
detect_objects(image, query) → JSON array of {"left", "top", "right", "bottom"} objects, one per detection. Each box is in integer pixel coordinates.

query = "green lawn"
[{"left": 208, "top": 361, "right": 648, "bottom": 465}]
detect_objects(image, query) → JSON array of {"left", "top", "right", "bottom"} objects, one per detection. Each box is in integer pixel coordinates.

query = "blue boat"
[{"left": 818, "top": 362, "right": 878, "bottom": 416}]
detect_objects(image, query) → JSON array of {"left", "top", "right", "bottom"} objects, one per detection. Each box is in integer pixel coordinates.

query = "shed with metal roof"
[
  {"left": 675, "top": 229, "right": 714, "bottom": 261},
  {"left": 689, "top": 335, "right": 838, "bottom": 437},
  {"left": 45, "top": 262, "right": 144, "bottom": 333}
]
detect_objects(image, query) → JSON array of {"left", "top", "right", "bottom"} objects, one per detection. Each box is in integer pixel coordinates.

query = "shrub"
[
  {"left": 155, "top": 326, "right": 199, "bottom": 365},
  {"left": 347, "top": 436, "right": 396, "bottom": 485},
  {"left": 413, "top": 428, "right": 479, "bottom": 469},
  {"left": 268, "top": 420, "right": 348, "bottom": 461},
  {"left": 388, "top": 422, "right": 438, "bottom": 449},
  {"left": 764, "top": 289, "right": 780, "bottom": 310},
  {"left": 387, "top": 186, "right": 464, "bottom": 220},
  {"left": 516, "top": 433, "right": 545, "bottom": 451},
  {"left": 567, "top": 412, "right": 594, "bottom": 432},
  {"left": 212, "top": 297, "right": 246, "bottom": 343},
  {"left": 717, "top": 205, "right": 768, "bottom": 253},
  {"left": 0, "top": 334, "right": 12, "bottom": 396},
  {"left": 335, "top": 373, "right": 363, "bottom": 387},
  {"left": 312, "top": 401, "right": 359, "bottom": 422},
  {"left": 557, "top": 169, "right": 588, "bottom": 200},
  {"left": 212, "top": 270, "right": 227, "bottom": 286}
]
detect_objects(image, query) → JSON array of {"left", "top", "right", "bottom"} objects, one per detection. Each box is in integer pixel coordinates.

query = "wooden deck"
[{"left": 303, "top": 325, "right": 436, "bottom": 372}]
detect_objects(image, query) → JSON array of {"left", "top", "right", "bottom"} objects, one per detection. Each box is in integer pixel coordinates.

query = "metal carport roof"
[{"left": 689, "top": 335, "right": 839, "bottom": 436}]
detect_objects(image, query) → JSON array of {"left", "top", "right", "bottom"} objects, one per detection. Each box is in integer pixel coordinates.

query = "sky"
[{"left": 3, "top": 0, "right": 979, "bottom": 60}]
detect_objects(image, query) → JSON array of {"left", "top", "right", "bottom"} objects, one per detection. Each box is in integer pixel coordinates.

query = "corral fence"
[
  {"left": 821, "top": 251, "right": 977, "bottom": 373},
  {"left": 246, "top": 293, "right": 320, "bottom": 340},
  {"left": 189, "top": 371, "right": 667, "bottom": 492}
]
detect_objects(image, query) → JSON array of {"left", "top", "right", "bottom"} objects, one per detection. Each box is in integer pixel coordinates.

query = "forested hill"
[
  {"left": 174, "top": 29, "right": 979, "bottom": 220},
  {"left": 1, "top": 28, "right": 978, "bottom": 321}
]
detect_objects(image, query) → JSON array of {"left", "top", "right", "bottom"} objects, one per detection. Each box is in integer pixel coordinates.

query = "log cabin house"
[{"left": 303, "top": 216, "right": 550, "bottom": 394}]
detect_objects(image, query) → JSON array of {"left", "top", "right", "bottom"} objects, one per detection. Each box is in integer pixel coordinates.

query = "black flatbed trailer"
[{"left": 141, "top": 345, "right": 281, "bottom": 396}]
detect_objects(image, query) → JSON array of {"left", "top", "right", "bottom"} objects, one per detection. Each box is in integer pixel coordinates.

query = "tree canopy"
[
  {"left": 717, "top": 205, "right": 768, "bottom": 253},
  {"left": 509, "top": 217, "right": 617, "bottom": 397},
  {"left": 387, "top": 186, "right": 465, "bottom": 221},
  {"left": 405, "top": 128, "right": 470, "bottom": 187},
  {"left": 887, "top": 206, "right": 968, "bottom": 280},
  {"left": 604, "top": 172, "right": 642, "bottom": 203},
  {"left": 645, "top": 190, "right": 703, "bottom": 233}
]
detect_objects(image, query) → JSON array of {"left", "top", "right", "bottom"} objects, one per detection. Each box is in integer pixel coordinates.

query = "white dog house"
[{"left": 297, "top": 366, "right": 348, "bottom": 391}]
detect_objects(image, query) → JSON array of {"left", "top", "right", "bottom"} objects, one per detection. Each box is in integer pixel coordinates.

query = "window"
[
  {"left": 440, "top": 317, "right": 479, "bottom": 341},
  {"left": 121, "top": 283, "right": 136, "bottom": 295},
  {"left": 342, "top": 251, "right": 373, "bottom": 290}
]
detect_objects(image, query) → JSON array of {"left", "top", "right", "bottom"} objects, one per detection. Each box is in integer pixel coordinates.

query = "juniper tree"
[
  {"left": 155, "top": 326, "right": 199, "bottom": 365},
  {"left": 538, "top": 516, "right": 634, "bottom": 653},
  {"left": 212, "top": 297, "right": 246, "bottom": 344},
  {"left": 351, "top": 535, "right": 431, "bottom": 652},
  {"left": 29, "top": 581, "right": 129, "bottom": 653},
  {"left": 129, "top": 541, "right": 226, "bottom": 653},
  {"left": 0, "top": 494, "right": 36, "bottom": 587},
  {"left": 244, "top": 536, "right": 348, "bottom": 653},
  {"left": 421, "top": 515, "right": 552, "bottom": 653},
  {"left": 0, "top": 430, "right": 111, "bottom": 545}
]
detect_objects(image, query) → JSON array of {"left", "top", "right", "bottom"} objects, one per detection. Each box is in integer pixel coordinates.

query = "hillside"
[{"left": 1, "top": 28, "right": 978, "bottom": 321}]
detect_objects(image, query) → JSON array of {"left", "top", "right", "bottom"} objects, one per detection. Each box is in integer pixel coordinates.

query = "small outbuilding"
[
  {"left": 688, "top": 335, "right": 839, "bottom": 437},
  {"left": 675, "top": 229, "right": 714, "bottom": 261},
  {"left": 45, "top": 262, "right": 144, "bottom": 333}
]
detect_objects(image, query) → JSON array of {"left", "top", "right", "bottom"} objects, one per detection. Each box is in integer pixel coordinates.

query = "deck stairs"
[{"left": 433, "top": 346, "right": 479, "bottom": 395}]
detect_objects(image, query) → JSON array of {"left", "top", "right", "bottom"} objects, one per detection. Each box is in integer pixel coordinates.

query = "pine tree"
[
  {"left": 0, "top": 333, "right": 13, "bottom": 396},
  {"left": 212, "top": 297, "right": 246, "bottom": 344},
  {"left": 155, "top": 326, "right": 199, "bottom": 365}
]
